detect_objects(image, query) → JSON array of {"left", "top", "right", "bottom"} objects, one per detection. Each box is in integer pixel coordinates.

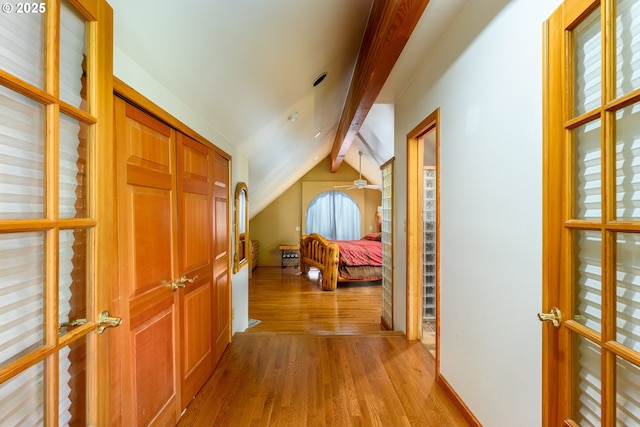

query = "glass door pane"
[
  {"left": 573, "top": 334, "right": 602, "bottom": 426},
  {"left": 574, "top": 119, "right": 602, "bottom": 220},
  {"left": 574, "top": 6, "right": 602, "bottom": 116},
  {"left": 59, "top": 229, "right": 88, "bottom": 329},
  {"left": 616, "top": 232, "right": 640, "bottom": 352},
  {"left": 60, "top": 0, "right": 88, "bottom": 111},
  {"left": 615, "top": 105, "right": 640, "bottom": 220},
  {"left": 0, "top": 86, "right": 45, "bottom": 220},
  {"left": 0, "top": 11, "right": 45, "bottom": 89},
  {"left": 615, "top": 0, "right": 640, "bottom": 98},
  {"left": 573, "top": 230, "right": 603, "bottom": 332},
  {"left": 616, "top": 356, "right": 640, "bottom": 425},
  {"left": 0, "top": 361, "right": 45, "bottom": 425},
  {"left": 0, "top": 232, "right": 45, "bottom": 366},
  {"left": 59, "top": 114, "right": 89, "bottom": 219},
  {"left": 59, "top": 337, "right": 88, "bottom": 427}
]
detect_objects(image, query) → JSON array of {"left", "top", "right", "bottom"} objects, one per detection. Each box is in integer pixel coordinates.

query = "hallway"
[{"left": 177, "top": 268, "right": 469, "bottom": 426}]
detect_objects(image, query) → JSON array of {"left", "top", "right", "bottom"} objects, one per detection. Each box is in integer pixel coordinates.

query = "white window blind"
[
  {"left": 574, "top": 6, "right": 602, "bottom": 116},
  {"left": 0, "top": 362, "right": 44, "bottom": 425},
  {"left": 575, "top": 231, "right": 602, "bottom": 333},
  {"left": 615, "top": 105, "right": 640, "bottom": 220},
  {"left": 617, "top": 356, "right": 640, "bottom": 425},
  {"left": 0, "top": 12, "right": 44, "bottom": 89},
  {"left": 616, "top": 233, "right": 640, "bottom": 353},
  {"left": 0, "top": 86, "right": 44, "bottom": 219},
  {"left": 614, "top": 202, "right": 640, "bottom": 427},
  {"left": 575, "top": 336, "right": 602, "bottom": 426},
  {"left": 575, "top": 119, "right": 602, "bottom": 219},
  {"left": 60, "top": 0, "right": 86, "bottom": 110},
  {"left": 616, "top": 0, "right": 640, "bottom": 98},
  {"left": 0, "top": 232, "right": 44, "bottom": 367}
]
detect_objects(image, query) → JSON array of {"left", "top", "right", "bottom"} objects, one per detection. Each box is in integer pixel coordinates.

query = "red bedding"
[{"left": 330, "top": 239, "right": 383, "bottom": 267}]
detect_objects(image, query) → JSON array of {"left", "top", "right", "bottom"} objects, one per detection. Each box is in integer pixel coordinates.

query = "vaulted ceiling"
[{"left": 108, "top": 0, "right": 468, "bottom": 217}]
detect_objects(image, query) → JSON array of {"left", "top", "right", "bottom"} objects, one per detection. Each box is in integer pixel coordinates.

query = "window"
[
  {"left": 381, "top": 159, "right": 394, "bottom": 330},
  {"left": 305, "top": 190, "right": 361, "bottom": 240}
]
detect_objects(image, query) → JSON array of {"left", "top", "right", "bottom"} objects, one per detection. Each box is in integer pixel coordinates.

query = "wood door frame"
[
  {"left": 94, "top": 1, "right": 116, "bottom": 424},
  {"left": 406, "top": 108, "right": 440, "bottom": 367},
  {"left": 541, "top": 6, "right": 565, "bottom": 424}
]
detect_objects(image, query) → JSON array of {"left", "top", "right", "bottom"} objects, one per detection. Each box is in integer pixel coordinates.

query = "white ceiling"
[{"left": 108, "top": 0, "right": 468, "bottom": 217}]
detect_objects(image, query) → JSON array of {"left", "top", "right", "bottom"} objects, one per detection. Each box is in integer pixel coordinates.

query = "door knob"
[
  {"left": 97, "top": 310, "right": 122, "bottom": 333},
  {"left": 180, "top": 274, "right": 198, "bottom": 285},
  {"left": 171, "top": 275, "right": 198, "bottom": 291},
  {"left": 538, "top": 307, "right": 562, "bottom": 328},
  {"left": 58, "top": 318, "right": 88, "bottom": 333},
  {"left": 171, "top": 279, "right": 185, "bottom": 291}
]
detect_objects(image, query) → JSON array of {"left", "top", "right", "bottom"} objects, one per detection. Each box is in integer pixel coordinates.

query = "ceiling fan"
[{"left": 334, "top": 151, "right": 382, "bottom": 191}]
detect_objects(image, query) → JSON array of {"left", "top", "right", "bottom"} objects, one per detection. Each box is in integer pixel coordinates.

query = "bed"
[{"left": 300, "top": 232, "right": 382, "bottom": 291}]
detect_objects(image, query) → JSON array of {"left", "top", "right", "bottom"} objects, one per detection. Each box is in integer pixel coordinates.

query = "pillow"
[{"left": 362, "top": 232, "right": 382, "bottom": 241}]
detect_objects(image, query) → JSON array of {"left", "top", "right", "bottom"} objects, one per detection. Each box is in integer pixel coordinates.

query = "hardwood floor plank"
[{"left": 177, "top": 268, "right": 469, "bottom": 426}]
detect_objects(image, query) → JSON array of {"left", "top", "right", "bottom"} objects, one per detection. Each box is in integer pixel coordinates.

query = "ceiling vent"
[{"left": 313, "top": 72, "right": 327, "bottom": 87}]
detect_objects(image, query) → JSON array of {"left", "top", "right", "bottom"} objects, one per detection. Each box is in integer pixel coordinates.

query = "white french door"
[{"left": 0, "top": 0, "right": 114, "bottom": 425}]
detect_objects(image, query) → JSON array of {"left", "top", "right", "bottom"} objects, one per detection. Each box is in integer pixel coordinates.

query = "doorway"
[{"left": 406, "top": 109, "right": 440, "bottom": 364}]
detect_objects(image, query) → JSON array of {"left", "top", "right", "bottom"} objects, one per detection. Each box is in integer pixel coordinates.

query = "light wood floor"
[{"left": 177, "top": 267, "right": 469, "bottom": 427}]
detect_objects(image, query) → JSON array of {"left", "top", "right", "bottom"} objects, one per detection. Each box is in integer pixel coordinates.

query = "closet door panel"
[
  {"left": 115, "top": 98, "right": 179, "bottom": 427},
  {"left": 177, "top": 134, "right": 215, "bottom": 407},
  {"left": 130, "top": 187, "right": 173, "bottom": 294},
  {"left": 130, "top": 305, "right": 176, "bottom": 427},
  {"left": 213, "top": 154, "right": 230, "bottom": 365},
  {"left": 213, "top": 268, "right": 230, "bottom": 364}
]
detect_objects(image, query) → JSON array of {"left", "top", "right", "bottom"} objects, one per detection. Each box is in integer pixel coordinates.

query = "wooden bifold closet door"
[{"left": 113, "top": 96, "right": 230, "bottom": 426}]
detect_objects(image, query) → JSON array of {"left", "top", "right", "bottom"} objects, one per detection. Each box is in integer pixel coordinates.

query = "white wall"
[
  {"left": 113, "top": 48, "right": 250, "bottom": 334},
  {"left": 393, "top": 0, "right": 561, "bottom": 425}
]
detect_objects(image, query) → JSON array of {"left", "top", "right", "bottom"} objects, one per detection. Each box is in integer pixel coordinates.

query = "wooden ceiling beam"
[{"left": 330, "top": 0, "right": 430, "bottom": 172}]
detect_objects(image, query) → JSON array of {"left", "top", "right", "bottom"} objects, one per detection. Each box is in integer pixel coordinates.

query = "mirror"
[{"left": 234, "top": 182, "right": 249, "bottom": 273}]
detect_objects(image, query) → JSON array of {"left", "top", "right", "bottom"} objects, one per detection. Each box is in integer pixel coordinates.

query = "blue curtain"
[{"left": 306, "top": 190, "right": 361, "bottom": 240}]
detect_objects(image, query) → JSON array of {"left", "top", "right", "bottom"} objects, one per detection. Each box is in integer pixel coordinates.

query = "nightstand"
[{"left": 278, "top": 245, "right": 299, "bottom": 268}]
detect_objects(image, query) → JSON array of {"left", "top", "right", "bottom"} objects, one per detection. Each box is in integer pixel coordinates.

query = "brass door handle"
[
  {"left": 180, "top": 274, "right": 198, "bottom": 285},
  {"left": 97, "top": 310, "right": 122, "bottom": 334},
  {"left": 59, "top": 318, "right": 88, "bottom": 333},
  {"left": 171, "top": 279, "right": 185, "bottom": 291},
  {"left": 171, "top": 275, "right": 198, "bottom": 291},
  {"left": 538, "top": 307, "right": 562, "bottom": 328}
]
